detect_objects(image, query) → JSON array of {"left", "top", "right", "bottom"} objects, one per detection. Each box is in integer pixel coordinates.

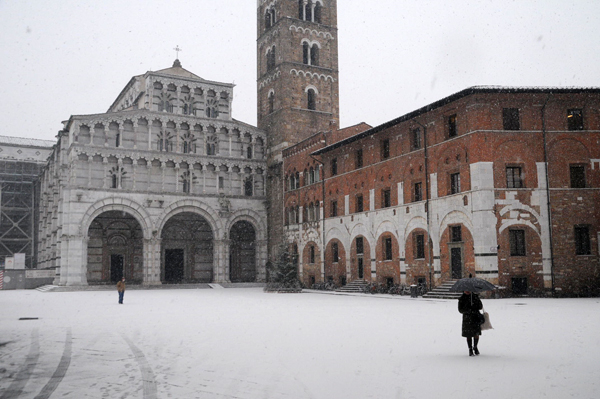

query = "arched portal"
[
  {"left": 87, "top": 211, "right": 143, "bottom": 283},
  {"left": 229, "top": 221, "right": 257, "bottom": 282},
  {"left": 161, "top": 212, "right": 213, "bottom": 283}
]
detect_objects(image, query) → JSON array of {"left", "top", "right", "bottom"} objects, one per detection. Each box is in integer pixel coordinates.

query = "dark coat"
[{"left": 458, "top": 293, "right": 483, "bottom": 337}]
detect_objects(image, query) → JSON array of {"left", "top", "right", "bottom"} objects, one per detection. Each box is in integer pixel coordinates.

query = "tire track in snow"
[
  {"left": 122, "top": 334, "right": 158, "bottom": 399},
  {"left": 0, "top": 329, "right": 40, "bottom": 399},
  {"left": 34, "top": 328, "right": 72, "bottom": 399}
]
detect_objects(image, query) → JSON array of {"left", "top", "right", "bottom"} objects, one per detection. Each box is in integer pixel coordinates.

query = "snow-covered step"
[{"left": 36, "top": 285, "right": 59, "bottom": 292}]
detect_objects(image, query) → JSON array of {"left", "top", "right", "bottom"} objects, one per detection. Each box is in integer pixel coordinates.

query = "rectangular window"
[
  {"left": 356, "top": 194, "right": 364, "bottom": 213},
  {"left": 381, "top": 139, "right": 390, "bottom": 159},
  {"left": 218, "top": 176, "right": 224, "bottom": 189},
  {"left": 331, "top": 158, "right": 337, "bottom": 176},
  {"left": 448, "top": 114, "right": 457, "bottom": 138},
  {"left": 509, "top": 229, "right": 526, "bottom": 256},
  {"left": 332, "top": 243, "right": 339, "bottom": 263},
  {"left": 413, "top": 182, "right": 423, "bottom": 202},
  {"left": 356, "top": 237, "right": 364, "bottom": 255},
  {"left": 384, "top": 237, "right": 393, "bottom": 261},
  {"left": 503, "top": 108, "right": 520, "bottom": 130},
  {"left": 330, "top": 200, "right": 338, "bottom": 217},
  {"left": 310, "top": 245, "right": 315, "bottom": 264},
  {"left": 451, "top": 226, "right": 462, "bottom": 242},
  {"left": 570, "top": 165, "right": 586, "bottom": 188},
  {"left": 450, "top": 172, "right": 461, "bottom": 194},
  {"left": 575, "top": 226, "right": 591, "bottom": 255},
  {"left": 506, "top": 166, "right": 523, "bottom": 188},
  {"left": 382, "top": 188, "right": 391, "bottom": 208},
  {"left": 567, "top": 109, "right": 584, "bottom": 131},
  {"left": 415, "top": 234, "right": 425, "bottom": 259},
  {"left": 411, "top": 128, "right": 422, "bottom": 150},
  {"left": 355, "top": 149, "right": 363, "bottom": 169}
]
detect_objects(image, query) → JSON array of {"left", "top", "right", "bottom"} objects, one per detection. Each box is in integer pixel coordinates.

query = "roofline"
[{"left": 311, "top": 86, "right": 600, "bottom": 156}]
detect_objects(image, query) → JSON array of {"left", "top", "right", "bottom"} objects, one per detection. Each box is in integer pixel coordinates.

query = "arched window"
[
  {"left": 307, "top": 89, "right": 316, "bottom": 110},
  {"left": 295, "top": 172, "right": 300, "bottom": 189},
  {"left": 290, "top": 173, "right": 296, "bottom": 190},
  {"left": 303, "top": 42, "right": 310, "bottom": 65},
  {"left": 111, "top": 174, "right": 118, "bottom": 189},
  {"left": 265, "top": 10, "right": 272, "bottom": 29},
  {"left": 305, "top": 3, "right": 312, "bottom": 22},
  {"left": 268, "top": 91, "right": 275, "bottom": 114},
  {"left": 314, "top": 2, "right": 322, "bottom": 23},
  {"left": 115, "top": 132, "right": 121, "bottom": 147},
  {"left": 266, "top": 46, "right": 276, "bottom": 72},
  {"left": 244, "top": 176, "right": 253, "bottom": 197},
  {"left": 247, "top": 146, "right": 253, "bottom": 159},
  {"left": 310, "top": 44, "right": 319, "bottom": 66},
  {"left": 298, "top": 0, "right": 304, "bottom": 19}
]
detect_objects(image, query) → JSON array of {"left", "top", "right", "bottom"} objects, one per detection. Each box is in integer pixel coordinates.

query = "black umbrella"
[{"left": 449, "top": 276, "right": 496, "bottom": 293}]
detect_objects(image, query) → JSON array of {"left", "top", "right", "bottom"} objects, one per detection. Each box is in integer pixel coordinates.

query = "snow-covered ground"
[{"left": 0, "top": 288, "right": 598, "bottom": 399}]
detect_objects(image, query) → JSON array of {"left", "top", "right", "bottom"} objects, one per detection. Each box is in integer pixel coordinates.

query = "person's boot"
[
  {"left": 467, "top": 338, "right": 474, "bottom": 356},
  {"left": 474, "top": 338, "right": 480, "bottom": 355},
  {"left": 469, "top": 348, "right": 474, "bottom": 356}
]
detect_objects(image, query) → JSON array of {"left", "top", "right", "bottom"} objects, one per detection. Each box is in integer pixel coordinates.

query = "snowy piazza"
[{"left": 0, "top": 287, "right": 598, "bottom": 399}]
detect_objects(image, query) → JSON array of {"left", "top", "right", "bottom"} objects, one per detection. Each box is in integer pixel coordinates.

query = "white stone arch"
[
  {"left": 374, "top": 220, "right": 399, "bottom": 241},
  {"left": 305, "top": 85, "right": 319, "bottom": 95},
  {"left": 499, "top": 203, "right": 541, "bottom": 221},
  {"left": 80, "top": 197, "right": 152, "bottom": 239},
  {"left": 226, "top": 209, "right": 267, "bottom": 242},
  {"left": 438, "top": 210, "right": 474, "bottom": 240},
  {"left": 325, "top": 225, "right": 348, "bottom": 250},
  {"left": 499, "top": 219, "right": 541, "bottom": 237},
  {"left": 156, "top": 199, "right": 222, "bottom": 238}
]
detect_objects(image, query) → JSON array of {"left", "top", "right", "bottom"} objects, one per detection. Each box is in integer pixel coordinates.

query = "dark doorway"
[
  {"left": 512, "top": 277, "right": 528, "bottom": 296},
  {"left": 358, "top": 257, "right": 364, "bottom": 279},
  {"left": 451, "top": 247, "right": 462, "bottom": 279},
  {"left": 110, "top": 254, "right": 124, "bottom": 282},
  {"left": 165, "top": 249, "right": 184, "bottom": 283},
  {"left": 230, "top": 221, "right": 256, "bottom": 282}
]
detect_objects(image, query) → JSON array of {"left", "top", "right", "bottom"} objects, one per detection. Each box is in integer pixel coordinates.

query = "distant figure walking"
[
  {"left": 117, "top": 277, "right": 126, "bottom": 304},
  {"left": 458, "top": 291, "right": 483, "bottom": 356}
]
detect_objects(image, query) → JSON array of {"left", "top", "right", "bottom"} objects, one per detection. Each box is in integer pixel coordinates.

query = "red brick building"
[
  {"left": 257, "top": 2, "right": 600, "bottom": 296},
  {"left": 284, "top": 87, "right": 600, "bottom": 296}
]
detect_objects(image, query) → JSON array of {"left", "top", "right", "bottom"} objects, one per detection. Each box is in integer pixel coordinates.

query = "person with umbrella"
[{"left": 451, "top": 274, "right": 495, "bottom": 356}]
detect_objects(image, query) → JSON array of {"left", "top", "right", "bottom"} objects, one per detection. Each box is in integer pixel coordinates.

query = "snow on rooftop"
[{"left": 0, "top": 135, "right": 55, "bottom": 148}]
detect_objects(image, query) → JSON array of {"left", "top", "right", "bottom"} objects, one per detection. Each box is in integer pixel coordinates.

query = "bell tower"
[
  {"left": 257, "top": 0, "right": 339, "bottom": 160},
  {"left": 257, "top": 0, "right": 340, "bottom": 259}
]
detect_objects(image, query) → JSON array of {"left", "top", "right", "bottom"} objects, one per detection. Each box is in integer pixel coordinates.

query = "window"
[
  {"left": 330, "top": 200, "right": 338, "bottom": 217},
  {"left": 266, "top": 46, "right": 276, "bottom": 72},
  {"left": 182, "top": 178, "right": 190, "bottom": 194},
  {"left": 506, "top": 166, "right": 523, "bottom": 188},
  {"left": 415, "top": 234, "right": 425, "bottom": 259},
  {"left": 310, "top": 245, "right": 315, "bottom": 264},
  {"left": 503, "top": 108, "right": 520, "bottom": 130},
  {"left": 570, "top": 165, "right": 586, "bottom": 188},
  {"left": 451, "top": 226, "right": 462, "bottom": 242},
  {"left": 450, "top": 172, "right": 461, "bottom": 194},
  {"left": 330, "top": 158, "right": 337, "bottom": 176},
  {"left": 381, "top": 139, "right": 390, "bottom": 159},
  {"left": 115, "top": 132, "right": 121, "bottom": 147},
  {"left": 448, "top": 114, "right": 457, "bottom": 138},
  {"left": 111, "top": 174, "right": 118, "bottom": 189},
  {"left": 567, "top": 109, "right": 584, "bottom": 131},
  {"left": 356, "top": 237, "right": 364, "bottom": 255},
  {"left": 355, "top": 149, "right": 363, "bottom": 169},
  {"left": 355, "top": 194, "right": 363, "bottom": 213},
  {"left": 411, "top": 128, "right": 422, "bottom": 150},
  {"left": 575, "top": 225, "right": 591, "bottom": 255},
  {"left": 206, "top": 142, "right": 216, "bottom": 156},
  {"left": 244, "top": 177, "right": 253, "bottom": 196},
  {"left": 307, "top": 88, "right": 316, "bottom": 110},
  {"left": 314, "top": 2, "right": 322, "bottom": 23},
  {"left": 298, "top": 0, "right": 304, "bottom": 19},
  {"left": 509, "top": 229, "right": 526, "bottom": 256},
  {"left": 219, "top": 176, "right": 224, "bottom": 190},
  {"left": 268, "top": 92, "right": 274, "bottom": 114},
  {"left": 384, "top": 237, "right": 393, "bottom": 261},
  {"left": 413, "top": 182, "right": 423, "bottom": 202},
  {"left": 247, "top": 146, "right": 253, "bottom": 159},
  {"left": 332, "top": 242, "right": 339, "bottom": 263},
  {"left": 310, "top": 44, "right": 319, "bottom": 66},
  {"left": 303, "top": 42, "right": 309, "bottom": 65},
  {"left": 382, "top": 188, "right": 391, "bottom": 208}
]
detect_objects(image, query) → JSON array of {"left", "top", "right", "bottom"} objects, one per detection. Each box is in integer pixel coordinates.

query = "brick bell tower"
[{"left": 257, "top": 0, "right": 340, "bottom": 260}]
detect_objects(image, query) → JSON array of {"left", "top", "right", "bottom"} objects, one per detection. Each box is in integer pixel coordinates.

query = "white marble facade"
[{"left": 37, "top": 61, "right": 268, "bottom": 286}]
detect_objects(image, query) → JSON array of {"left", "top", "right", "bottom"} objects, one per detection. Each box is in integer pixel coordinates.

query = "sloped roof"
[
  {"left": 0, "top": 135, "right": 55, "bottom": 148},
  {"left": 153, "top": 59, "right": 204, "bottom": 80}
]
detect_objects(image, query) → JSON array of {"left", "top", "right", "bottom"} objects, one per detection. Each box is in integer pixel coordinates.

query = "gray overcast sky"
[{"left": 1, "top": 0, "right": 599, "bottom": 141}]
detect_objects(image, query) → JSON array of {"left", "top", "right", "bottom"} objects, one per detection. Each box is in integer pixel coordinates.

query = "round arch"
[{"left": 80, "top": 198, "right": 152, "bottom": 239}]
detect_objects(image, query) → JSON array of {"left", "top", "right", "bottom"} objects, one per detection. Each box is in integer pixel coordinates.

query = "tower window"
[
  {"left": 310, "top": 44, "right": 319, "bottom": 66},
  {"left": 268, "top": 92, "right": 275, "bottom": 114},
  {"left": 330, "top": 158, "right": 337, "bottom": 176},
  {"left": 413, "top": 182, "right": 423, "bottom": 202},
  {"left": 382, "top": 188, "right": 391, "bottom": 208},
  {"left": 355, "top": 194, "right": 363, "bottom": 213},
  {"left": 314, "top": 2, "right": 322, "bottom": 23},
  {"left": 567, "top": 109, "right": 584, "bottom": 130},
  {"left": 307, "top": 88, "right": 316, "bottom": 110},
  {"left": 330, "top": 200, "right": 338, "bottom": 217},
  {"left": 503, "top": 108, "right": 520, "bottom": 130},
  {"left": 448, "top": 114, "right": 457, "bottom": 138}
]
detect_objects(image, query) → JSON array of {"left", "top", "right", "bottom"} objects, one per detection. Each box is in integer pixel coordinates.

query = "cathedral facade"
[{"left": 37, "top": 61, "right": 268, "bottom": 286}]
